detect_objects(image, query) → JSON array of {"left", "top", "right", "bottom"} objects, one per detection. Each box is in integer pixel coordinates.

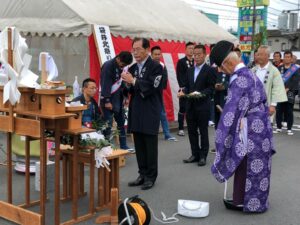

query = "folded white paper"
[
  {"left": 69, "top": 101, "right": 82, "bottom": 106},
  {"left": 0, "top": 27, "right": 39, "bottom": 104},
  {"left": 19, "top": 67, "right": 39, "bottom": 88},
  {"left": 81, "top": 132, "right": 105, "bottom": 141},
  {"left": 0, "top": 74, "right": 8, "bottom": 86},
  {"left": 38, "top": 52, "right": 58, "bottom": 81},
  {"left": 0, "top": 59, "right": 8, "bottom": 85}
]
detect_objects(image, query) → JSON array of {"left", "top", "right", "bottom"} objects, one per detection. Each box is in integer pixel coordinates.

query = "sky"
[{"left": 182, "top": 0, "right": 300, "bottom": 31}]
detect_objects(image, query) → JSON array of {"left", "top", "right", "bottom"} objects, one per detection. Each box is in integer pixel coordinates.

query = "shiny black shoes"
[
  {"left": 198, "top": 158, "right": 206, "bottom": 166},
  {"left": 183, "top": 156, "right": 206, "bottom": 166},
  {"left": 141, "top": 181, "right": 154, "bottom": 190},
  {"left": 183, "top": 155, "right": 199, "bottom": 163},
  {"left": 128, "top": 176, "right": 144, "bottom": 187},
  {"left": 128, "top": 176, "right": 155, "bottom": 190}
]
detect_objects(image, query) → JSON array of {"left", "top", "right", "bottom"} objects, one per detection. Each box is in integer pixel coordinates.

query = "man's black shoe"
[
  {"left": 128, "top": 176, "right": 144, "bottom": 187},
  {"left": 141, "top": 181, "right": 154, "bottom": 190},
  {"left": 183, "top": 155, "right": 199, "bottom": 163},
  {"left": 198, "top": 158, "right": 206, "bottom": 166},
  {"left": 223, "top": 199, "right": 243, "bottom": 211}
]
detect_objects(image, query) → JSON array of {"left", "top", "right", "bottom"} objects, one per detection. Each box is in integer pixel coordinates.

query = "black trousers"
[
  {"left": 186, "top": 110, "right": 209, "bottom": 159},
  {"left": 276, "top": 102, "right": 294, "bottom": 130},
  {"left": 133, "top": 132, "right": 158, "bottom": 182},
  {"left": 178, "top": 98, "right": 186, "bottom": 130}
]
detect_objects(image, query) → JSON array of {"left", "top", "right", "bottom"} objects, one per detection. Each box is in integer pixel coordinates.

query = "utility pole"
[{"left": 251, "top": 0, "right": 256, "bottom": 52}]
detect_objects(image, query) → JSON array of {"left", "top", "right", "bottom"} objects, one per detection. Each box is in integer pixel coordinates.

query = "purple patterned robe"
[{"left": 211, "top": 66, "right": 275, "bottom": 213}]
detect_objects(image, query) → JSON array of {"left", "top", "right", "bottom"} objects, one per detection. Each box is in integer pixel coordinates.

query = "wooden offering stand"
[
  {"left": 0, "top": 27, "right": 42, "bottom": 225},
  {"left": 0, "top": 28, "right": 64, "bottom": 225},
  {"left": 35, "top": 89, "right": 66, "bottom": 115},
  {"left": 61, "top": 146, "right": 129, "bottom": 210},
  {"left": 1, "top": 88, "right": 130, "bottom": 225},
  {"left": 1, "top": 87, "right": 93, "bottom": 225},
  {"left": 61, "top": 105, "right": 89, "bottom": 202},
  {"left": 59, "top": 104, "right": 129, "bottom": 224},
  {"left": 1, "top": 30, "right": 129, "bottom": 224}
]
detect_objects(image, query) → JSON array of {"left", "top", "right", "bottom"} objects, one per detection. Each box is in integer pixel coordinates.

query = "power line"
[
  {"left": 189, "top": 0, "right": 285, "bottom": 28},
  {"left": 273, "top": 0, "right": 298, "bottom": 6},
  {"left": 195, "top": 0, "right": 237, "bottom": 8},
  {"left": 197, "top": 4, "right": 279, "bottom": 21},
  {"left": 192, "top": 4, "right": 237, "bottom": 13},
  {"left": 269, "top": 7, "right": 282, "bottom": 12},
  {"left": 192, "top": 1, "right": 281, "bottom": 18}
]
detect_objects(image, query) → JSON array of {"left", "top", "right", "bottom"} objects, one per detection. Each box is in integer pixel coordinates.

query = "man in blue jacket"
[{"left": 100, "top": 51, "right": 134, "bottom": 151}]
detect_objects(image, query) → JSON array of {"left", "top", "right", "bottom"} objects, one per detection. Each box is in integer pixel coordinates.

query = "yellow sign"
[
  {"left": 240, "top": 44, "right": 252, "bottom": 52},
  {"left": 240, "top": 20, "right": 264, "bottom": 28},
  {"left": 237, "top": 0, "right": 269, "bottom": 7}
]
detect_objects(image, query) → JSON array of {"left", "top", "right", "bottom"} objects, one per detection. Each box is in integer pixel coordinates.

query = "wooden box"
[
  {"left": 35, "top": 89, "right": 67, "bottom": 115},
  {"left": 15, "top": 87, "right": 39, "bottom": 112},
  {"left": 64, "top": 105, "right": 87, "bottom": 130}
]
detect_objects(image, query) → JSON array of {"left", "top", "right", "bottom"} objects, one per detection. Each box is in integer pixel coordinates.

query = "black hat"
[{"left": 210, "top": 40, "right": 234, "bottom": 67}]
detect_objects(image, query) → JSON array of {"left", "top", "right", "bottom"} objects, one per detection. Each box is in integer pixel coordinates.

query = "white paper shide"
[{"left": 0, "top": 27, "right": 39, "bottom": 105}]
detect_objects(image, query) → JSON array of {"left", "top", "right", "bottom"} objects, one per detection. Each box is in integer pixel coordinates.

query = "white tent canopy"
[{"left": 0, "top": 0, "right": 237, "bottom": 43}]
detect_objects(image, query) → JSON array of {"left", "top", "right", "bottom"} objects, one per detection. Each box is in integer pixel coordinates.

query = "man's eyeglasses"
[{"left": 132, "top": 47, "right": 144, "bottom": 53}]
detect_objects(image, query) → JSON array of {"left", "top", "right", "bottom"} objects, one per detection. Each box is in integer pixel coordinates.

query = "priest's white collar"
[
  {"left": 234, "top": 62, "right": 245, "bottom": 72},
  {"left": 230, "top": 63, "right": 245, "bottom": 84}
]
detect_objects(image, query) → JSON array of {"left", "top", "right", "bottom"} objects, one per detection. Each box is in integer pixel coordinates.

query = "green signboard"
[{"left": 237, "top": 0, "right": 269, "bottom": 7}]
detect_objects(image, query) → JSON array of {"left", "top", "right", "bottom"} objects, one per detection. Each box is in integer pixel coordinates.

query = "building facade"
[{"left": 268, "top": 29, "right": 300, "bottom": 52}]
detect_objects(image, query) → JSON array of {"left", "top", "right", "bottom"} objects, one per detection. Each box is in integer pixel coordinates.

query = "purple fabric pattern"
[{"left": 211, "top": 67, "right": 275, "bottom": 213}]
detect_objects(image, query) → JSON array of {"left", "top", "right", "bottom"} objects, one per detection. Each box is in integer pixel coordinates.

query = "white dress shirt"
[
  {"left": 256, "top": 62, "right": 269, "bottom": 84},
  {"left": 194, "top": 62, "right": 205, "bottom": 82},
  {"left": 255, "top": 62, "right": 277, "bottom": 106},
  {"left": 137, "top": 56, "right": 149, "bottom": 75}
]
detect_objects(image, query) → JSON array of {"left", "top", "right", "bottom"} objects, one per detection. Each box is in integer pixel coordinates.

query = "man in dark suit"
[
  {"left": 121, "top": 38, "right": 163, "bottom": 190},
  {"left": 180, "top": 44, "right": 216, "bottom": 166},
  {"left": 176, "top": 42, "right": 194, "bottom": 136}
]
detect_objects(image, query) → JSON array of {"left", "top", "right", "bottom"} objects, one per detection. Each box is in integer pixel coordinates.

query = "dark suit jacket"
[
  {"left": 184, "top": 63, "right": 216, "bottom": 112},
  {"left": 176, "top": 56, "right": 194, "bottom": 88},
  {"left": 214, "top": 69, "right": 229, "bottom": 108},
  {"left": 100, "top": 58, "right": 125, "bottom": 113},
  {"left": 127, "top": 57, "right": 163, "bottom": 135}
]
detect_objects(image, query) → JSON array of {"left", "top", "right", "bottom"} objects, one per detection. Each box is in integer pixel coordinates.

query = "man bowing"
[{"left": 210, "top": 41, "right": 275, "bottom": 213}]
